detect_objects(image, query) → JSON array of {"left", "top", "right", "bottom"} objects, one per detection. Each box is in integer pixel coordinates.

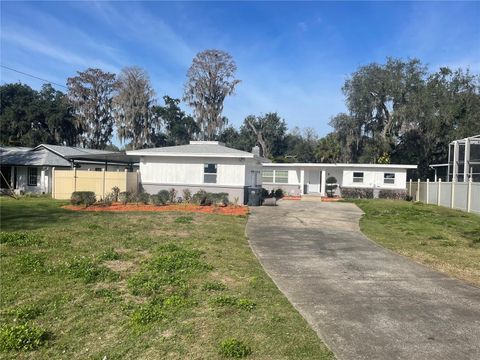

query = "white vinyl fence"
[{"left": 409, "top": 179, "right": 480, "bottom": 214}]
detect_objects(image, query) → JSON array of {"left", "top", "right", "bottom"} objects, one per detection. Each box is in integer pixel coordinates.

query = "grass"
[
  {"left": 352, "top": 199, "right": 480, "bottom": 286},
  {"left": 0, "top": 197, "right": 333, "bottom": 359}
]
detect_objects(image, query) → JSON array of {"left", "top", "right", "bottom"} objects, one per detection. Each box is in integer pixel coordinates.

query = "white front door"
[{"left": 306, "top": 170, "right": 320, "bottom": 193}]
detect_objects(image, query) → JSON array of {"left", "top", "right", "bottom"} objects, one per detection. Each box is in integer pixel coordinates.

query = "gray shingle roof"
[
  {"left": 36, "top": 144, "right": 116, "bottom": 158},
  {"left": 0, "top": 148, "right": 71, "bottom": 167},
  {"left": 127, "top": 141, "right": 256, "bottom": 158}
]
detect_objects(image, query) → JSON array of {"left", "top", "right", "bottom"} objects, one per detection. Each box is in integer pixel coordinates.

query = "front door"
[{"left": 306, "top": 170, "right": 320, "bottom": 193}]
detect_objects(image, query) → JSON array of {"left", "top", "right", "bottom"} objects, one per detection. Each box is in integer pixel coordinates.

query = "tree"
[
  {"left": 242, "top": 113, "right": 287, "bottom": 158},
  {"left": 0, "top": 83, "right": 78, "bottom": 147},
  {"left": 67, "top": 68, "right": 117, "bottom": 149},
  {"left": 183, "top": 49, "right": 241, "bottom": 140},
  {"left": 316, "top": 133, "right": 342, "bottom": 163},
  {"left": 114, "top": 67, "right": 159, "bottom": 149},
  {"left": 155, "top": 96, "right": 198, "bottom": 146}
]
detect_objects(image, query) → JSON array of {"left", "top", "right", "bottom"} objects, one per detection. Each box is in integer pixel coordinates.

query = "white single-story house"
[
  {"left": 262, "top": 163, "right": 417, "bottom": 196},
  {"left": 127, "top": 141, "right": 267, "bottom": 204},
  {"left": 0, "top": 145, "right": 138, "bottom": 194}
]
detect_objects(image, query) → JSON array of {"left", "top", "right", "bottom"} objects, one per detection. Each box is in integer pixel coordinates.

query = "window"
[
  {"left": 262, "top": 170, "right": 274, "bottom": 183},
  {"left": 384, "top": 173, "right": 395, "bottom": 184},
  {"left": 28, "top": 167, "right": 38, "bottom": 186},
  {"left": 262, "top": 170, "right": 288, "bottom": 183},
  {"left": 204, "top": 163, "right": 217, "bottom": 183},
  {"left": 353, "top": 172, "right": 364, "bottom": 183},
  {"left": 275, "top": 170, "right": 288, "bottom": 183}
]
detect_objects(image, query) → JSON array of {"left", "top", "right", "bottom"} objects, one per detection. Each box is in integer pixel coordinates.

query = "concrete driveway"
[{"left": 246, "top": 200, "right": 480, "bottom": 360}]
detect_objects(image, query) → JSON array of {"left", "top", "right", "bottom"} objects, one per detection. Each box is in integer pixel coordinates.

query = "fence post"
[
  {"left": 124, "top": 169, "right": 128, "bottom": 192},
  {"left": 409, "top": 179, "right": 412, "bottom": 197},
  {"left": 136, "top": 169, "right": 140, "bottom": 192},
  {"left": 52, "top": 167, "right": 55, "bottom": 199},
  {"left": 416, "top": 179, "right": 420, "bottom": 201},
  {"left": 74, "top": 167, "right": 77, "bottom": 193},
  {"left": 426, "top": 179, "right": 429, "bottom": 204},
  {"left": 450, "top": 179, "right": 455, "bottom": 209},
  {"left": 102, "top": 168, "right": 106, "bottom": 200},
  {"left": 467, "top": 177, "right": 472, "bottom": 213},
  {"left": 437, "top": 179, "right": 441, "bottom": 206}
]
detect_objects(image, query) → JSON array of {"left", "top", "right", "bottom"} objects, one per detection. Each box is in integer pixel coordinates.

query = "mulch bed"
[
  {"left": 321, "top": 197, "right": 343, "bottom": 202},
  {"left": 63, "top": 203, "right": 249, "bottom": 216},
  {"left": 282, "top": 196, "right": 302, "bottom": 200}
]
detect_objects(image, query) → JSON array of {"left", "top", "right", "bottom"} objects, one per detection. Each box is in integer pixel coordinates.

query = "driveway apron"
[{"left": 246, "top": 201, "right": 480, "bottom": 360}]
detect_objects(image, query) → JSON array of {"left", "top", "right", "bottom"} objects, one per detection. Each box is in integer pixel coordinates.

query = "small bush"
[
  {"left": 135, "top": 192, "right": 150, "bottom": 205},
  {"left": 0, "top": 232, "right": 39, "bottom": 246},
  {"left": 118, "top": 191, "right": 130, "bottom": 205},
  {"left": 150, "top": 195, "right": 162, "bottom": 206},
  {"left": 0, "top": 323, "right": 49, "bottom": 351},
  {"left": 98, "top": 248, "right": 120, "bottom": 261},
  {"left": 202, "top": 281, "right": 227, "bottom": 291},
  {"left": 340, "top": 187, "right": 373, "bottom": 199},
  {"left": 261, "top": 188, "right": 270, "bottom": 199},
  {"left": 182, "top": 189, "right": 192, "bottom": 203},
  {"left": 274, "top": 188, "right": 284, "bottom": 199},
  {"left": 378, "top": 189, "right": 407, "bottom": 200},
  {"left": 192, "top": 189, "right": 208, "bottom": 204},
  {"left": 157, "top": 190, "right": 170, "bottom": 205},
  {"left": 111, "top": 186, "right": 120, "bottom": 202},
  {"left": 65, "top": 257, "right": 118, "bottom": 283},
  {"left": 169, "top": 188, "right": 177, "bottom": 203},
  {"left": 70, "top": 191, "right": 96, "bottom": 206},
  {"left": 218, "top": 338, "right": 252, "bottom": 358}
]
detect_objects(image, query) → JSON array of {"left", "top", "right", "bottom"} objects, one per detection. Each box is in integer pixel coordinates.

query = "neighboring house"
[
  {"left": 0, "top": 144, "right": 137, "bottom": 194},
  {"left": 262, "top": 163, "right": 417, "bottom": 196},
  {"left": 127, "top": 141, "right": 268, "bottom": 204}
]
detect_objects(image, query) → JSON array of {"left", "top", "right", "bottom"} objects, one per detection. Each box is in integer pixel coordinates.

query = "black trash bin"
[{"left": 247, "top": 186, "right": 262, "bottom": 206}]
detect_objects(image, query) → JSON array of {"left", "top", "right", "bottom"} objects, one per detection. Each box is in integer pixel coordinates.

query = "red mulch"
[
  {"left": 63, "top": 203, "right": 249, "bottom": 216},
  {"left": 282, "top": 196, "right": 302, "bottom": 200}
]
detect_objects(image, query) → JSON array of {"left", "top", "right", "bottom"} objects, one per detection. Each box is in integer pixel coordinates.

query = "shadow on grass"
[{"left": 0, "top": 197, "right": 83, "bottom": 231}]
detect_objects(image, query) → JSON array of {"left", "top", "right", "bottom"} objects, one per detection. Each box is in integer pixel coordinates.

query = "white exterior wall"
[
  {"left": 139, "top": 156, "right": 247, "bottom": 186},
  {"left": 342, "top": 167, "right": 407, "bottom": 189},
  {"left": 11, "top": 166, "right": 50, "bottom": 194}
]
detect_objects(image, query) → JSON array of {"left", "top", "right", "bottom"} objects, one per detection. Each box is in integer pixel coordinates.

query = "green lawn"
[
  {"left": 353, "top": 199, "right": 480, "bottom": 286},
  {"left": 0, "top": 197, "right": 333, "bottom": 359}
]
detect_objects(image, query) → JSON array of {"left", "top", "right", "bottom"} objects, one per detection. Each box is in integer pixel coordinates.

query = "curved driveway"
[{"left": 246, "top": 200, "right": 480, "bottom": 360}]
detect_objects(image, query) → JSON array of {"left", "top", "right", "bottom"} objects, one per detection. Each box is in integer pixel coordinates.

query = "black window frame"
[
  {"left": 203, "top": 163, "right": 217, "bottom": 184},
  {"left": 384, "top": 173, "right": 395, "bottom": 184},
  {"left": 353, "top": 172, "right": 364, "bottom": 183},
  {"left": 27, "top": 167, "right": 38, "bottom": 186}
]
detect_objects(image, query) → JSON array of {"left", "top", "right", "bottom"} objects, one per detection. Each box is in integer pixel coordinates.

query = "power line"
[{"left": 0, "top": 65, "right": 68, "bottom": 89}]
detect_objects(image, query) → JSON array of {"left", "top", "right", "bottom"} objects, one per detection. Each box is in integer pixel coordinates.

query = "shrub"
[
  {"left": 182, "top": 189, "right": 192, "bottom": 203},
  {"left": 340, "top": 187, "right": 373, "bottom": 199},
  {"left": 0, "top": 232, "right": 39, "bottom": 246},
  {"left": 274, "top": 188, "right": 284, "bottom": 199},
  {"left": 326, "top": 177, "right": 338, "bottom": 197},
  {"left": 136, "top": 192, "right": 150, "bottom": 205},
  {"left": 111, "top": 186, "right": 120, "bottom": 202},
  {"left": 157, "top": 190, "right": 170, "bottom": 205},
  {"left": 218, "top": 338, "right": 252, "bottom": 358},
  {"left": 70, "top": 191, "right": 96, "bottom": 206},
  {"left": 378, "top": 189, "right": 407, "bottom": 200},
  {"left": 118, "top": 191, "right": 130, "bottom": 205},
  {"left": 192, "top": 189, "right": 208, "bottom": 204},
  {"left": 168, "top": 188, "right": 177, "bottom": 203},
  {"left": 150, "top": 195, "right": 162, "bottom": 206},
  {"left": 261, "top": 188, "right": 270, "bottom": 199},
  {"left": 0, "top": 323, "right": 49, "bottom": 351}
]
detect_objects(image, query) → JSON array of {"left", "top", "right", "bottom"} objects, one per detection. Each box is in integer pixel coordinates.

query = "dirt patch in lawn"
[{"left": 63, "top": 203, "right": 249, "bottom": 216}]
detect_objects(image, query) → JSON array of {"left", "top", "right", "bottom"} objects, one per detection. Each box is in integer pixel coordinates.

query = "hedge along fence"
[
  {"left": 52, "top": 168, "right": 139, "bottom": 200},
  {"left": 409, "top": 178, "right": 479, "bottom": 214}
]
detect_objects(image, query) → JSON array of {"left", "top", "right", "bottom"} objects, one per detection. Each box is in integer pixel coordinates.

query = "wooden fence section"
[
  {"left": 52, "top": 168, "right": 139, "bottom": 200},
  {"left": 409, "top": 179, "right": 479, "bottom": 214}
]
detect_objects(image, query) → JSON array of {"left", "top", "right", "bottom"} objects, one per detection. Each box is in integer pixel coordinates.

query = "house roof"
[
  {"left": 127, "top": 141, "right": 269, "bottom": 162},
  {"left": 1, "top": 144, "right": 138, "bottom": 166},
  {"left": 263, "top": 163, "right": 417, "bottom": 169},
  {"left": 0, "top": 148, "right": 71, "bottom": 167}
]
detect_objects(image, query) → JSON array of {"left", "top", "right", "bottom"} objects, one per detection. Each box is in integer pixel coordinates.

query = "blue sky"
[{"left": 1, "top": 1, "right": 479, "bottom": 139}]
